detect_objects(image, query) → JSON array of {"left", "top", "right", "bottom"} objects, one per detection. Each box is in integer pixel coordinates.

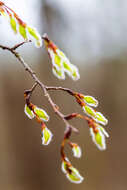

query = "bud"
[
  {"left": 83, "top": 95, "right": 98, "bottom": 107},
  {"left": 48, "top": 48, "right": 63, "bottom": 70},
  {"left": 47, "top": 48, "right": 65, "bottom": 80},
  {"left": 19, "top": 24, "right": 27, "bottom": 39},
  {"left": 61, "top": 157, "right": 70, "bottom": 174},
  {"left": 61, "top": 158, "right": 84, "bottom": 184},
  {"left": 83, "top": 105, "right": 96, "bottom": 118},
  {"left": 71, "top": 143, "right": 82, "bottom": 158},
  {"left": 43, "top": 36, "right": 80, "bottom": 81},
  {"left": 10, "top": 16, "right": 17, "bottom": 33},
  {"left": 99, "top": 126, "right": 109, "bottom": 138},
  {"left": 94, "top": 112, "right": 108, "bottom": 126},
  {"left": 42, "top": 127, "right": 53, "bottom": 145},
  {"left": 70, "top": 64, "right": 80, "bottom": 81},
  {"left": 63, "top": 61, "right": 80, "bottom": 81},
  {"left": 24, "top": 104, "right": 35, "bottom": 119},
  {"left": 66, "top": 166, "right": 84, "bottom": 184},
  {"left": 27, "top": 26, "right": 42, "bottom": 48},
  {"left": 56, "top": 49, "right": 80, "bottom": 81},
  {"left": 34, "top": 106, "right": 49, "bottom": 122},
  {"left": 52, "top": 65, "right": 65, "bottom": 80},
  {"left": 90, "top": 127, "right": 106, "bottom": 150}
]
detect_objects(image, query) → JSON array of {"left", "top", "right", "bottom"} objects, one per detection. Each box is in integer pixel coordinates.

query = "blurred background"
[{"left": 0, "top": 0, "right": 127, "bottom": 189}]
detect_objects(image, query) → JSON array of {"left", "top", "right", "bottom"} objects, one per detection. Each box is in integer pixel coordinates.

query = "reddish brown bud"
[{"left": 64, "top": 113, "right": 78, "bottom": 120}]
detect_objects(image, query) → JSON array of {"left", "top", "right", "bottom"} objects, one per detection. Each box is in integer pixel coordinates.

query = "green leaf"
[
  {"left": 70, "top": 64, "right": 80, "bottom": 81},
  {"left": 83, "top": 95, "right": 98, "bottom": 107},
  {"left": 10, "top": 17, "right": 17, "bottom": 33},
  {"left": 83, "top": 105, "right": 96, "bottom": 118},
  {"left": 61, "top": 161, "right": 67, "bottom": 174},
  {"left": 61, "top": 157, "right": 72, "bottom": 174},
  {"left": 19, "top": 25, "right": 27, "bottom": 39},
  {"left": 72, "top": 144, "right": 82, "bottom": 158},
  {"left": 24, "top": 104, "right": 35, "bottom": 119},
  {"left": 55, "top": 48, "right": 80, "bottom": 81},
  {"left": 27, "top": 26, "right": 42, "bottom": 47},
  {"left": 99, "top": 126, "right": 109, "bottom": 138},
  {"left": 63, "top": 61, "right": 72, "bottom": 72},
  {"left": 54, "top": 54, "right": 62, "bottom": 68},
  {"left": 90, "top": 127, "right": 106, "bottom": 150},
  {"left": 44, "top": 38, "right": 80, "bottom": 80},
  {"left": 61, "top": 158, "right": 84, "bottom": 184},
  {"left": 42, "top": 127, "right": 53, "bottom": 145},
  {"left": 63, "top": 61, "right": 80, "bottom": 81},
  {"left": 34, "top": 107, "right": 49, "bottom": 122},
  {"left": 95, "top": 132, "right": 103, "bottom": 147},
  {"left": 52, "top": 66, "right": 65, "bottom": 80},
  {"left": 56, "top": 49, "right": 66, "bottom": 59},
  {"left": 48, "top": 48, "right": 63, "bottom": 70},
  {"left": 94, "top": 112, "right": 108, "bottom": 125},
  {"left": 66, "top": 166, "right": 84, "bottom": 184}
]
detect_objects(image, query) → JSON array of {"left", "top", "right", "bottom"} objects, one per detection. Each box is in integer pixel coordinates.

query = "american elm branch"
[{"left": 0, "top": 43, "right": 78, "bottom": 133}]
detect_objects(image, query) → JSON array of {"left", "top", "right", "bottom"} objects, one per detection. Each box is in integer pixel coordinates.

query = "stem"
[{"left": 46, "top": 86, "right": 75, "bottom": 96}]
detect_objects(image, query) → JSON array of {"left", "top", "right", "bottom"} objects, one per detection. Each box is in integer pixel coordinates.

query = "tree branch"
[{"left": 0, "top": 44, "right": 78, "bottom": 133}]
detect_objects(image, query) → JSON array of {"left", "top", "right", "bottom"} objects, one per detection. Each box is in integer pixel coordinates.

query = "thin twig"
[
  {"left": 46, "top": 86, "right": 75, "bottom": 96},
  {"left": 11, "top": 41, "right": 30, "bottom": 50}
]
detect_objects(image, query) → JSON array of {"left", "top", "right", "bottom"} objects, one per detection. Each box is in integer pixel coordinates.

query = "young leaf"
[
  {"left": 83, "top": 105, "right": 96, "bottom": 118},
  {"left": 56, "top": 49, "right": 80, "bottom": 81},
  {"left": 27, "top": 26, "right": 42, "bottom": 48},
  {"left": 43, "top": 35, "right": 80, "bottom": 80},
  {"left": 52, "top": 66, "right": 65, "bottom": 80},
  {"left": 94, "top": 112, "right": 108, "bottom": 126},
  {"left": 19, "top": 25, "right": 27, "bottom": 39},
  {"left": 42, "top": 127, "right": 53, "bottom": 145},
  {"left": 56, "top": 49, "right": 66, "bottom": 59},
  {"left": 63, "top": 61, "right": 72, "bottom": 73},
  {"left": 0, "top": 2, "right": 42, "bottom": 47},
  {"left": 10, "top": 16, "right": 17, "bottom": 33},
  {"left": 83, "top": 95, "right": 98, "bottom": 107},
  {"left": 66, "top": 166, "right": 84, "bottom": 184},
  {"left": 70, "top": 64, "right": 80, "bottom": 81},
  {"left": 24, "top": 104, "right": 35, "bottom": 119},
  {"left": 99, "top": 126, "right": 109, "bottom": 138},
  {"left": 54, "top": 54, "right": 62, "bottom": 69},
  {"left": 48, "top": 48, "right": 63, "bottom": 70},
  {"left": 61, "top": 161, "right": 67, "bottom": 174},
  {"left": 90, "top": 127, "right": 106, "bottom": 150},
  {"left": 61, "top": 158, "right": 84, "bottom": 184},
  {"left": 63, "top": 61, "right": 80, "bottom": 81},
  {"left": 61, "top": 157, "right": 70, "bottom": 174},
  {"left": 71, "top": 143, "right": 82, "bottom": 158},
  {"left": 34, "top": 106, "right": 49, "bottom": 122}
]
